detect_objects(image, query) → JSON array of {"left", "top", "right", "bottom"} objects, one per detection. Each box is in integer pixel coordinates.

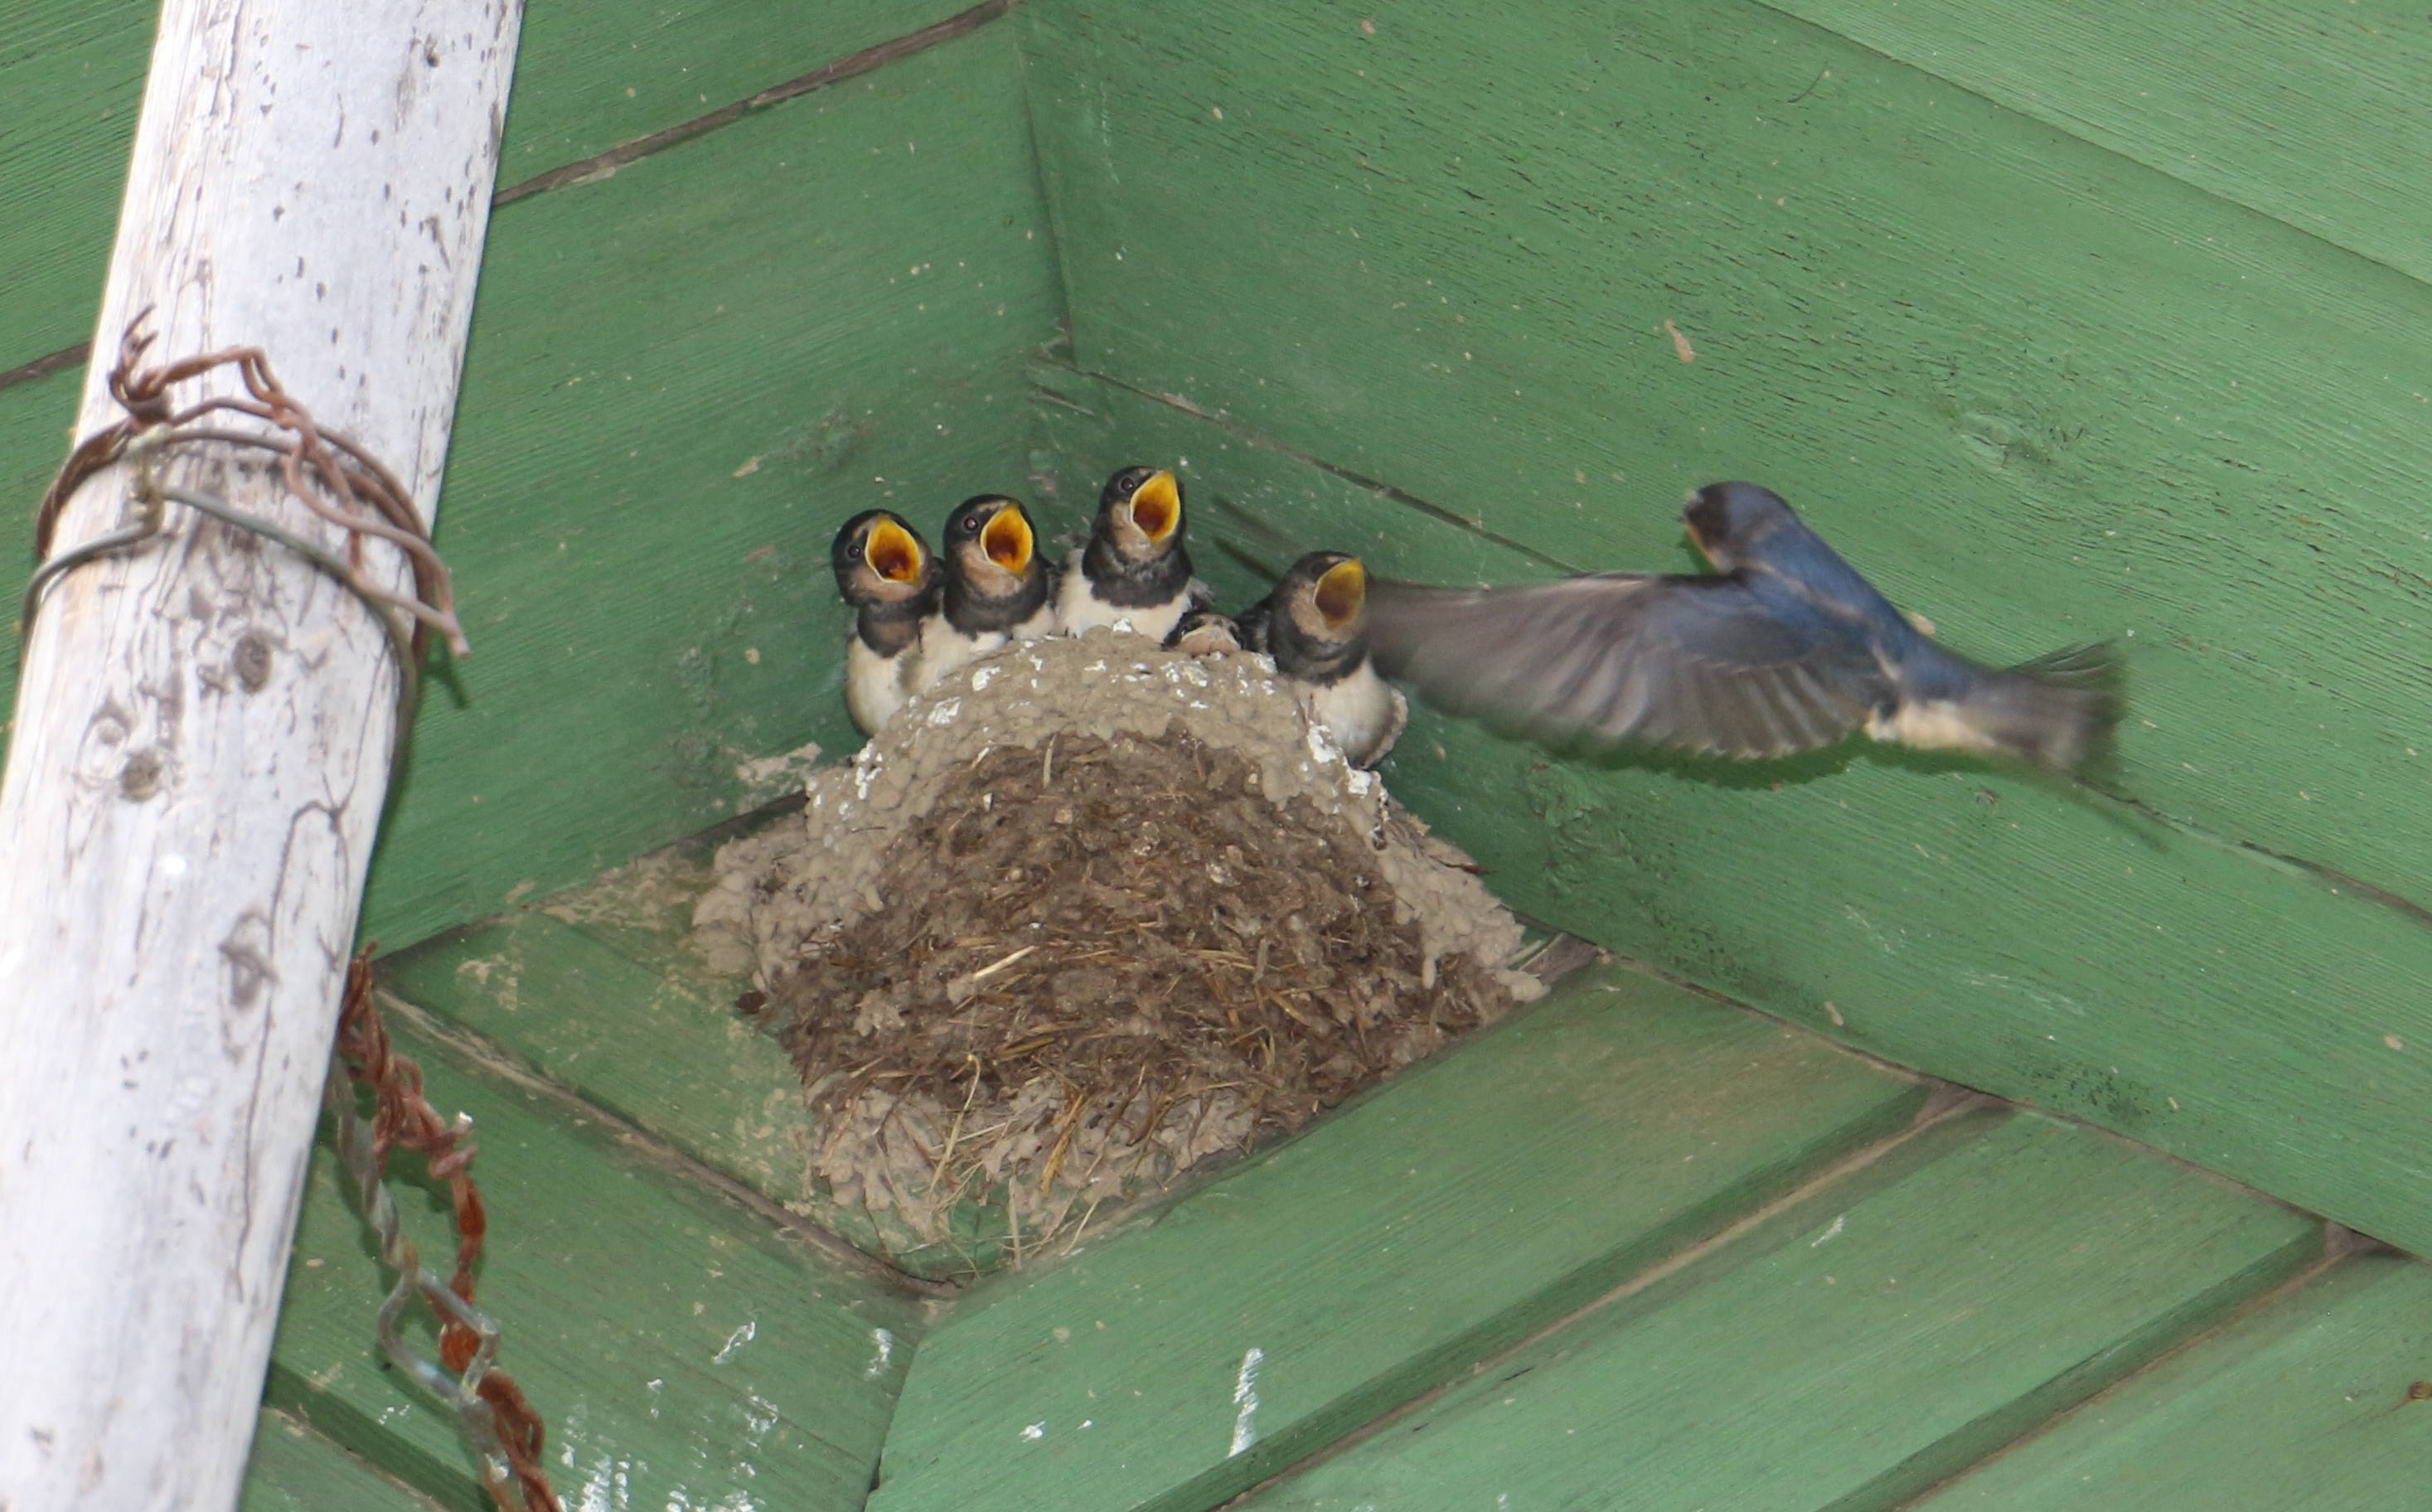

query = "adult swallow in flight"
[
  {"left": 831, "top": 509, "right": 938, "bottom": 736},
  {"left": 918, "top": 494, "right": 1059, "bottom": 691},
  {"left": 1057, "top": 465, "right": 1205, "bottom": 641},
  {"left": 1243, "top": 551, "right": 1407, "bottom": 768},
  {"left": 1363, "top": 481, "right": 2121, "bottom": 773}
]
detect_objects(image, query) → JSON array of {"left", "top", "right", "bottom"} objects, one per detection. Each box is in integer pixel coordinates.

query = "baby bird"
[
  {"left": 1242, "top": 551, "right": 1407, "bottom": 768},
  {"left": 1363, "top": 482, "right": 2122, "bottom": 774},
  {"left": 1163, "top": 606, "right": 1245, "bottom": 656},
  {"left": 831, "top": 509, "right": 939, "bottom": 736},
  {"left": 918, "top": 493, "right": 1059, "bottom": 691},
  {"left": 1057, "top": 465, "right": 1203, "bottom": 641}
]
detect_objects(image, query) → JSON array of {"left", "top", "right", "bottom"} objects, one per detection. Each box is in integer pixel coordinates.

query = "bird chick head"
[
  {"left": 832, "top": 509, "right": 935, "bottom": 606},
  {"left": 1097, "top": 465, "right": 1185, "bottom": 559},
  {"left": 944, "top": 494, "right": 1039, "bottom": 589}
]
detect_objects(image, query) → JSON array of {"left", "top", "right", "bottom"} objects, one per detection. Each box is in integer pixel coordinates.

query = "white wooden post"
[{"left": 0, "top": 2, "right": 521, "bottom": 1506}]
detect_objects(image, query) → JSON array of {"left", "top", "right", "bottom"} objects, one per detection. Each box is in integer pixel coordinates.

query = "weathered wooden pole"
[{"left": 0, "top": 2, "right": 521, "bottom": 1506}]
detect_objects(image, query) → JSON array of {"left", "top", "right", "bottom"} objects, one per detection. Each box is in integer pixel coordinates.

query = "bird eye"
[{"left": 960, "top": 515, "right": 981, "bottom": 535}]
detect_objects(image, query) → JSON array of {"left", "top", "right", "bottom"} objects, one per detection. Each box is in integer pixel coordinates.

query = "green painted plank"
[
  {"left": 242, "top": 1409, "right": 439, "bottom": 1512},
  {"left": 1767, "top": 0, "right": 2432, "bottom": 287},
  {"left": 0, "top": 0, "right": 148, "bottom": 362},
  {"left": 0, "top": 0, "right": 999, "bottom": 368},
  {"left": 1, "top": 20, "right": 1060, "bottom": 955},
  {"left": 376, "top": 840, "right": 1010, "bottom": 1281},
  {"left": 266, "top": 1006, "right": 923, "bottom": 1512},
  {"left": 498, "top": 0, "right": 990, "bottom": 181},
  {"left": 1020, "top": 0, "right": 2432, "bottom": 914},
  {"left": 1033, "top": 374, "right": 2432, "bottom": 1277},
  {"left": 363, "top": 25, "right": 1056, "bottom": 945},
  {"left": 1242, "top": 1114, "right": 2320, "bottom": 1512},
  {"left": 1914, "top": 1253, "right": 2432, "bottom": 1511},
  {"left": 870, "top": 965, "right": 1927, "bottom": 1512}
]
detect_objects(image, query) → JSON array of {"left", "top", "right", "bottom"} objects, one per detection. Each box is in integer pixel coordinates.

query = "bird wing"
[{"left": 1364, "top": 572, "right": 1887, "bottom": 758}]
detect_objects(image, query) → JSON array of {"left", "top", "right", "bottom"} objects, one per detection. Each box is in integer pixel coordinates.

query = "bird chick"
[
  {"left": 831, "top": 509, "right": 939, "bottom": 737},
  {"left": 918, "top": 494, "right": 1059, "bottom": 691},
  {"left": 1057, "top": 465, "right": 1205, "bottom": 642},
  {"left": 1243, "top": 551, "right": 1407, "bottom": 768},
  {"left": 1363, "top": 481, "right": 2122, "bottom": 774},
  {"left": 1163, "top": 606, "right": 1245, "bottom": 656}
]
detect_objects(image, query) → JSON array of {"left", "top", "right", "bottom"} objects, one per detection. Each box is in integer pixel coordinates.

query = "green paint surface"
[
  {"left": 1770, "top": 0, "right": 2432, "bottom": 285},
  {"left": 241, "top": 1409, "right": 438, "bottom": 1512},
  {"left": 1020, "top": 0, "right": 2432, "bottom": 904},
  {"left": 1033, "top": 372, "right": 2432, "bottom": 1264},
  {"left": 377, "top": 832, "right": 1015, "bottom": 1281},
  {"left": 268, "top": 1005, "right": 923, "bottom": 1512},
  {"left": 1915, "top": 1252, "right": 2432, "bottom": 1510},
  {"left": 1016, "top": 0, "right": 2432, "bottom": 1257},
  {"left": 1241, "top": 1114, "right": 2320, "bottom": 1511},
  {"left": 872, "top": 966, "right": 1925, "bottom": 1512},
  {"left": 0, "top": 0, "right": 986, "bottom": 367}
]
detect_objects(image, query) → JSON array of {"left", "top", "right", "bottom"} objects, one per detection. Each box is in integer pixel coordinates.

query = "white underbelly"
[
  {"left": 845, "top": 637, "right": 913, "bottom": 736},
  {"left": 1057, "top": 574, "right": 1188, "bottom": 642},
  {"left": 1301, "top": 665, "right": 1408, "bottom": 768}
]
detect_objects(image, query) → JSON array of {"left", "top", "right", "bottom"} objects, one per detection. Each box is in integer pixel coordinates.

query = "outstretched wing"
[{"left": 1364, "top": 572, "right": 1888, "bottom": 759}]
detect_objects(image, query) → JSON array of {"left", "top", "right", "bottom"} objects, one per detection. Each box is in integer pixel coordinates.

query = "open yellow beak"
[
  {"left": 865, "top": 518, "right": 925, "bottom": 584},
  {"left": 981, "top": 503, "right": 1034, "bottom": 573},
  {"left": 1126, "top": 470, "right": 1181, "bottom": 544},
  {"left": 1314, "top": 558, "right": 1366, "bottom": 632}
]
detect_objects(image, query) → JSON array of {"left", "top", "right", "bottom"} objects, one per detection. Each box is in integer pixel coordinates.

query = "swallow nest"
[{"left": 691, "top": 629, "right": 1543, "bottom": 1271}]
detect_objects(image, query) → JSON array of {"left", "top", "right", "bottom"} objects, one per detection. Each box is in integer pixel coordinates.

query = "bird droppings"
[{"left": 693, "top": 633, "right": 1540, "bottom": 1262}]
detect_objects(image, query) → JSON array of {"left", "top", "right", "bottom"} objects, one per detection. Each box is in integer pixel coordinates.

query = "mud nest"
[{"left": 694, "top": 632, "right": 1541, "bottom": 1262}]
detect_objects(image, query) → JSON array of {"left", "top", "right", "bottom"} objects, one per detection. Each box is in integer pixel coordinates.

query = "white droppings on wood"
[
  {"left": 1228, "top": 1345, "right": 1266, "bottom": 1456},
  {"left": 713, "top": 1317, "right": 759, "bottom": 1364}
]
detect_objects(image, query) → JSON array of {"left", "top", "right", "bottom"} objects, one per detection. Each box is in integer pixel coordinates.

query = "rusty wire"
[
  {"left": 21, "top": 316, "right": 469, "bottom": 769},
  {"left": 332, "top": 947, "right": 562, "bottom": 1512},
  {"left": 16, "top": 318, "right": 545, "bottom": 1505}
]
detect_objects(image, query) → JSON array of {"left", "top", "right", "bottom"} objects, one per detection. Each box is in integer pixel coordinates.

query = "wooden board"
[
  {"left": 376, "top": 833, "right": 1015, "bottom": 1280},
  {"left": 1, "top": 7, "right": 1058, "bottom": 957},
  {"left": 1767, "top": 0, "right": 2432, "bottom": 287},
  {"left": 1237, "top": 1114, "right": 2320, "bottom": 1512},
  {"left": 870, "top": 965, "right": 1927, "bottom": 1512},
  {"left": 1033, "top": 370, "right": 2432, "bottom": 1267},
  {"left": 1015, "top": 2, "right": 2432, "bottom": 1258},
  {"left": 1019, "top": 0, "right": 2432, "bottom": 910},
  {"left": 242, "top": 1409, "right": 441, "bottom": 1512},
  {"left": 354, "top": 23, "right": 1059, "bottom": 947},
  {"left": 265, "top": 1004, "right": 924, "bottom": 1512},
  {"left": 1912, "top": 1253, "right": 2432, "bottom": 1510},
  {"left": 0, "top": 0, "right": 150, "bottom": 365},
  {"left": 0, "top": 0, "right": 994, "bottom": 370}
]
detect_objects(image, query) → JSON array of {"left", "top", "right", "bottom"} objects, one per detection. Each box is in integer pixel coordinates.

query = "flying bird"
[
  {"left": 831, "top": 509, "right": 939, "bottom": 736},
  {"left": 1362, "top": 482, "right": 2121, "bottom": 773}
]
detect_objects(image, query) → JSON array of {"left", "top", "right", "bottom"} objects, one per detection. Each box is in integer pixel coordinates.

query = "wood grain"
[
  {"left": 375, "top": 836, "right": 1015, "bottom": 1281},
  {"left": 1766, "top": 0, "right": 2432, "bottom": 285},
  {"left": 1912, "top": 1253, "right": 2432, "bottom": 1510},
  {"left": 355, "top": 25, "right": 1063, "bottom": 947},
  {"left": 1033, "top": 372, "right": 2432, "bottom": 1272},
  {"left": 1019, "top": 0, "right": 2432, "bottom": 910},
  {"left": 239, "top": 1412, "right": 438, "bottom": 1512},
  {"left": 871, "top": 966, "right": 1926, "bottom": 1512},
  {"left": 1238, "top": 1113, "right": 2320, "bottom": 1512},
  {"left": 0, "top": 0, "right": 996, "bottom": 371},
  {"left": 265, "top": 1006, "right": 923, "bottom": 1512},
  {"left": 0, "top": 2, "right": 518, "bottom": 1503}
]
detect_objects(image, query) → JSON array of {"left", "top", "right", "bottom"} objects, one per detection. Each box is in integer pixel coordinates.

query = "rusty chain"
[{"left": 333, "top": 948, "right": 562, "bottom": 1512}]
